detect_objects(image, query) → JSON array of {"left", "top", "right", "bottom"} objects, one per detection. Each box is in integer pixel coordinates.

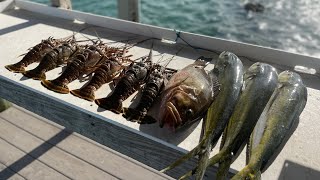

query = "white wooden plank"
[
  {"left": 0, "top": 75, "right": 225, "bottom": 179},
  {"left": 0, "top": 138, "right": 69, "bottom": 180},
  {"left": 0, "top": 0, "right": 14, "bottom": 13},
  {"left": 0, "top": 117, "right": 120, "bottom": 180},
  {"left": 0, "top": 106, "right": 173, "bottom": 180},
  {"left": 0, "top": 162, "right": 25, "bottom": 180}
]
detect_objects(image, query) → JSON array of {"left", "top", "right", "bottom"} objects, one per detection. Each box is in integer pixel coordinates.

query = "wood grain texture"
[
  {"left": 0, "top": 76, "right": 222, "bottom": 179},
  {"left": 0, "top": 117, "right": 120, "bottom": 180},
  {"left": 0, "top": 162, "right": 25, "bottom": 180},
  {"left": 0, "top": 138, "right": 69, "bottom": 180},
  {"left": 0, "top": 106, "right": 173, "bottom": 180}
]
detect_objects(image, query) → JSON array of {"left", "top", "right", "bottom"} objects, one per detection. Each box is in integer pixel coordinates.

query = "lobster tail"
[
  {"left": 41, "top": 80, "right": 70, "bottom": 94},
  {"left": 123, "top": 108, "right": 157, "bottom": 124},
  {"left": 122, "top": 108, "right": 140, "bottom": 121},
  {"left": 95, "top": 96, "right": 123, "bottom": 114},
  {"left": 70, "top": 87, "right": 96, "bottom": 101},
  {"left": 5, "top": 63, "right": 26, "bottom": 73},
  {"left": 23, "top": 68, "right": 46, "bottom": 80}
]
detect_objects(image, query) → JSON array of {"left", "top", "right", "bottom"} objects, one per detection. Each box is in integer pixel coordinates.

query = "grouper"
[
  {"left": 158, "top": 58, "right": 220, "bottom": 130},
  {"left": 161, "top": 51, "right": 244, "bottom": 180}
]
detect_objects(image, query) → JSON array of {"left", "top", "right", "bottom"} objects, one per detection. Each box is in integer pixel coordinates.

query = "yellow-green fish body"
[
  {"left": 232, "top": 71, "right": 307, "bottom": 180},
  {"left": 195, "top": 52, "right": 244, "bottom": 179},
  {"left": 212, "top": 62, "right": 278, "bottom": 180}
]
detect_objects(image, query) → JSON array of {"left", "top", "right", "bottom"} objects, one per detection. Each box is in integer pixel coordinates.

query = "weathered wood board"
[{"left": 0, "top": 106, "right": 173, "bottom": 180}]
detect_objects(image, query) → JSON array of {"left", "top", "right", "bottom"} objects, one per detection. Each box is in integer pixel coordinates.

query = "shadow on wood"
[
  {"left": 278, "top": 160, "right": 320, "bottom": 180},
  {"left": 0, "top": 129, "right": 72, "bottom": 179}
]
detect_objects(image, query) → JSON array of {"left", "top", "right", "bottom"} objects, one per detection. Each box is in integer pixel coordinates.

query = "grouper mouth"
[{"left": 164, "top": 102, "right": 183, "bottom": 128}]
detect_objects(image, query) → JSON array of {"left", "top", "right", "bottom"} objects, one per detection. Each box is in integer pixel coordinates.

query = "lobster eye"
[{"left": 185, "top": 109, "right": 193, "bottom": 117}]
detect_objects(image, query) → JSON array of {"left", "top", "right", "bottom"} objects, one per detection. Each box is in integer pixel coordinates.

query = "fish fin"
[
  {"left": 219, "top": 127, "right": 228, "bottom": 150},
  {"left": 199, "top": 114, "right": 207, "bottom": 143},
  {"left": 216, "top": 155, "right": 232, "bottom": 180},
  {"left": 23, "top": 69, "right": 46, "bottom": 80},
  {"left": 209, "top": 70, "right": 221, "bottom": 99},
  {"left": 41, "top": 80, "right": 69, "bottom": 94},
  {"left": 161, "top": 139, "right": 206, "bottom": 173},
  {"left": 208, "top": 150, "right": 225, "bottom": 167},
  {"left": 195, "top": 56, "right": 211, "bottom": 67},
  {"left": 70, "top": 89, "right": 95, "bottom": 101},
  {"left": 246, "top": 139, "right": 251, "bottom": 165},
  {"left": 5, "top": 64, "right": 25, "bottom": 73},
  {"left": 179, "top": 169, "right": 194, "bottom": 180},
  {"left": 194, "top": 139, "right": 212, "bottom": 180},
  {"left": 231, "top": 166, "right": 260, "bottom": 180}
]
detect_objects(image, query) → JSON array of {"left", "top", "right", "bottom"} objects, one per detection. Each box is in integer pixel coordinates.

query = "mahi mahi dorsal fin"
[
  {"left": 209, "top": 70, "right": 221, "bottom": 99},
  {"left": 219, "top": 126, "right": 228, "bottom": 150}
]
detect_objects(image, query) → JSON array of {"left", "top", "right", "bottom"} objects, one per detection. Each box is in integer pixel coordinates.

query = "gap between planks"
[{"left": 0, "top": 105, "right": 173, "bottom": 180}]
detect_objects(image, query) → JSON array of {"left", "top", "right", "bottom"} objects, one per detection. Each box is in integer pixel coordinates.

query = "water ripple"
[{"left": 31, "top": 0, "right": 320, "bottom": 58}]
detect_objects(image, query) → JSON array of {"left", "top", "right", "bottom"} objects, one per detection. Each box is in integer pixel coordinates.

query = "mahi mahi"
[
  {"left": 161, "top": 51, "right": 243, "bottom": 180},
  {"left": 179, "top": 62, "right": 278, "bottom": 179},
  {"left": 231, "top": 71, "right": 307, "bottom": 180}
]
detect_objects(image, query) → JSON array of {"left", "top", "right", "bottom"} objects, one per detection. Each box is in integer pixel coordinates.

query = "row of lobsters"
[
  {"left": 161, "top": 52, "right": 308, "bottom": 180},
  {"left": 6, "top": 34, "right": 308, "bottom": 180},
  {"left": 5, "top": 34, "right": 180, "bottom": 124}
]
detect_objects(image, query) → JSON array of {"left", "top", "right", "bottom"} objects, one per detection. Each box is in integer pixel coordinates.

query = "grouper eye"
[{"left": 186, "top": 109, "right": 194, "bottom": 117}]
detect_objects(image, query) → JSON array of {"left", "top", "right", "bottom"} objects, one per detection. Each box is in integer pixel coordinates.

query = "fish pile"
[
  {"left": 161, "top": 52, "right": 308, "bottom": 180},
  {"left": 6, "top": 35, "right": 308, "bottom": 180}
]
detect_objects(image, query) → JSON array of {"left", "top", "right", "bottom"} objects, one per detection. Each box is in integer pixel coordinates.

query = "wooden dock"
[{"left": 0, "top": 105, "right": 173, "bottom": 180}]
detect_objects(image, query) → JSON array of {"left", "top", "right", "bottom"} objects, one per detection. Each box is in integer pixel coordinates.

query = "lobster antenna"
[
  {"left": 155, "top": 54, "right": 166, "bottom": 64},
  {"left": 105, "top": 36, "right": 139, "bottom": 45},
  {"left": 146, "top": 40, "right": 154, "bottom": 62},
  {"left": 160, "top": 46, "right": 184, "bottom": 68},
  {"left": 92, "top": 28, "right": 103, "bottom": 44},
  {"left": 77, "top": 31, "right": 98, "bottom": 44},
  {"left": 126, "top": 37, "right": 155, "bottom": 50}
]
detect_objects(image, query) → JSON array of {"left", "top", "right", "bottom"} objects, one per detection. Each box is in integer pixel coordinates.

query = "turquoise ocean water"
[{"left": 32, "top": 0, "right": 320, "bottom": 58}]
